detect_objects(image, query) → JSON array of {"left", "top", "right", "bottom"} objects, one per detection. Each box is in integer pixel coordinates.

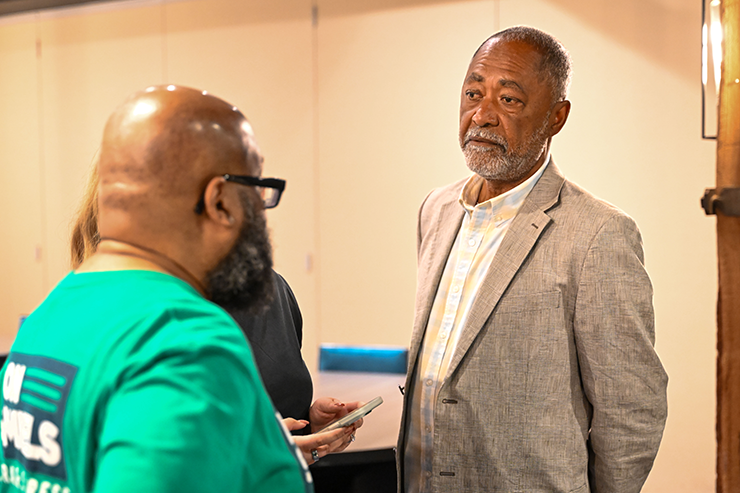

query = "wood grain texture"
[{"left": 716, "top": 0, "right": 740, "bottom": 491}]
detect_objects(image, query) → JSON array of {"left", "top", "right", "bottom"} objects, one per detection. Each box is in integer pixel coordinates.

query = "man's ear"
[
  {"left": 201, "top": 177, "right": 240, "bottom": 227},
  {"left": 549, "top": 100, "right": 571, "bottom": 137}
]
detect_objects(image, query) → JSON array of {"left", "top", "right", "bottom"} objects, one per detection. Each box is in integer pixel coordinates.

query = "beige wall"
[
  {"left": 0, "top": 0, "right": 718, "bottom": 490},
  {"left": 0, "top": 21, "right": 44, "bottom": 351}
]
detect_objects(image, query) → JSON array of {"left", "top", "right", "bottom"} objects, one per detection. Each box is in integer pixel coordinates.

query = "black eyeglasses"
[{"left": 194, "top": 174, "right": 286, "bottom": 214}]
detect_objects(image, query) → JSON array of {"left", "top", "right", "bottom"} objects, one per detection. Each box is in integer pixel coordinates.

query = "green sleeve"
[{"left": 92, "top": 321, "right": 307, "bottom": 493}]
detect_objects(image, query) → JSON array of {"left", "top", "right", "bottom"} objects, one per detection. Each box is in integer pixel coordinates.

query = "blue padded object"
[{"left": 319, "top": 344, "right": 408, "bottom": 374}]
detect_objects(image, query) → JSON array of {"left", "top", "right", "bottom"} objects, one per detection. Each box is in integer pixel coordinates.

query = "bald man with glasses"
[{"left": 0, "top": 85, "right": 322, "bottom": 493}]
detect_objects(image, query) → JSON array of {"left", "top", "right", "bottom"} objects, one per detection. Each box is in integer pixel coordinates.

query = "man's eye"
[
  {"left": 465, "top": 90, "right": 480, "bottom": 100},
  {"left": 502, "top": 96, "right": 516, "bottom": 104}
]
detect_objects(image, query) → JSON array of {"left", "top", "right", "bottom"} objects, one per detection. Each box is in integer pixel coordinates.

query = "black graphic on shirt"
[{"left": 1, "top": 353, "right": 77, "bottom": 481}]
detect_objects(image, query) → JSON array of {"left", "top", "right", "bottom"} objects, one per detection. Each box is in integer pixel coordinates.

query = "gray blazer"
[{"left": 397, "top": 161, "right": 668, "bottom": 493}]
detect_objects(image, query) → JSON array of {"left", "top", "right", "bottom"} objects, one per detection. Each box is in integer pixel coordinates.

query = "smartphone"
[{"left": 319, "top": 396, "right": 384, "bottom": 432}]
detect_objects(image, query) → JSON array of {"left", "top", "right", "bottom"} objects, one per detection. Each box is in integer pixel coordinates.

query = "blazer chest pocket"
[
  {"left": 490, "top": 290, "right": 568, "bottom": 353},
  {"left": 488, "top": 290, "right": 576, "bottom": 394}
]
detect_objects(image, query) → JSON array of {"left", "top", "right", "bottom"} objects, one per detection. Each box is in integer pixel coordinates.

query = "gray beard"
[{"left": 460, "top": 116, "right": 551, "bottom": 183}]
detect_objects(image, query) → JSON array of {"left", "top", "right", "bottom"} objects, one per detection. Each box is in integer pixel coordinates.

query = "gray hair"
[{"left": 474, "top": 26, "right": 572, "bottom": 104}]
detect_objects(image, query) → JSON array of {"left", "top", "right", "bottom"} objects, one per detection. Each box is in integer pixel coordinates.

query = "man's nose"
[{"left": 471, "top": 99, "right": 499, "bottom": 127}]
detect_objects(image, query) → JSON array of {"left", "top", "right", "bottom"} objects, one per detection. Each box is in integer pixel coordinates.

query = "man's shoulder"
[
  {"left": 554, "top": 178, "right": 641, "bottom": 238},
  {"left": 559, "top": 178, "right": 631, "bottom": 218},
  {"left": 54, "top": 270, "right": 245, "bottom": 352},
  {"left": 98, "top": 270, "right": 234, "bottom": 324}
]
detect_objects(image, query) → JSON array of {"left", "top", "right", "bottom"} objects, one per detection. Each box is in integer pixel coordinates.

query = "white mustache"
[{"left": 463, "top": 128, "right": 508, "bottom": 152}]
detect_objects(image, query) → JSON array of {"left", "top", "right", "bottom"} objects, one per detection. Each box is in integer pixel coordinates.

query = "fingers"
[
  {"left": 308, "top": 398, "right": 367, "bottom": 434},
  {"left": 331, "top": 425, "right": 358, "bottom": 453},
  {"left": 282, "top": 418, "right": 309, "bottom": 432},
  {"left": 343, "top": 401, "right": 365, "bottom": 412},
  {"left": 312, "top": 427, "right": 348, "bottom": 448},
  {"left": 296, "top": 424, "right": 359, "bottom": 464},
  {"left": 310, "top": 397, "right": 346, "bottom": 423},
  {"left": 294, "top": 427, "right": 346, "bottom": 464},
  {"left": 312, "top": 396, "right": 346, "bottom": 412},
  {"left": 310, "top": 397, "right": 349, "bottom": 433},
  {"left": 294, "top": 436, "right": 329, "bottom": 465},
  {"left": 335, "top": 401, "right": 365, "bottom": 431},
  {"left": 293, "top": 427, "right": 346, "bottom": 453},
  {"left": 304, "top": 444, "right": 329, "bottom": 464}
]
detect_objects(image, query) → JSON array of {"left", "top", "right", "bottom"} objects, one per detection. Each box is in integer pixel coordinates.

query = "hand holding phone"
[{"left": 319, "top": 396, "right": 383, "bottom": 432}]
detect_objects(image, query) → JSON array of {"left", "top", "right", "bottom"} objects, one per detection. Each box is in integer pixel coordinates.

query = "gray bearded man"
[{"left": 397, "top": 26, "right": 668, "bottom": 493}]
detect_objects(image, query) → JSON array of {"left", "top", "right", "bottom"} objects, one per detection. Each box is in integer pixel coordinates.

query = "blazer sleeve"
[{"left": 573, "top": 213, "right": 668, "bottom": 493}]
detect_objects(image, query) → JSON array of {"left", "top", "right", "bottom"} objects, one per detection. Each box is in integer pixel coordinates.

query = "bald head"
[
  {"left": 98, "top": 85, "right": 262, "bottom": 242},
  {"left": 89, "top": 85, "right": 273, "bottom": 297}
]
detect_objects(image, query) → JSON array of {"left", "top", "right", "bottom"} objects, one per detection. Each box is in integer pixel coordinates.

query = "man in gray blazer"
[{"left": 397, "top": 26, "right": 668, "bottom": 493}]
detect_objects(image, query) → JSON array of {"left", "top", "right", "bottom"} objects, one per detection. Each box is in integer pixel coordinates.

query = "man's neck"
[
  {"left": 78, "top": 239, "right": 207, "bottom": 295},
  {"left": 477, "top": 152, "right": 549, "bottom": 203}
]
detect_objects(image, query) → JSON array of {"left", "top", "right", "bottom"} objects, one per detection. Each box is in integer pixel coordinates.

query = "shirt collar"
[{"left": 459, "top": 154, "right": 551, "bottom": 217}]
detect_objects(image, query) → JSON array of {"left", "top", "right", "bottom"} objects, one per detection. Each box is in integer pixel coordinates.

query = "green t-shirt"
[{"left": 0, "top": 270, "right": 312, "bottom": 493}]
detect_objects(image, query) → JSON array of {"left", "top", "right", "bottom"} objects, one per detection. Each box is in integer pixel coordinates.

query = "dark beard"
[{"left": 205, "top": 192, "right": 274, "bottom": 313}]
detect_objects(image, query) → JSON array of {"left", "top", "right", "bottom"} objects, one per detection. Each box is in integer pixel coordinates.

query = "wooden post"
[{"left": 716, "top": 0, "right": 740, "bottom": 491}]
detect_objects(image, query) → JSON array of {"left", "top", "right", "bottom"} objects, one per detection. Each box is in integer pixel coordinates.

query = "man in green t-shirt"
[{"left": 0, "top": 86, "right": 318, "bottom": 493}]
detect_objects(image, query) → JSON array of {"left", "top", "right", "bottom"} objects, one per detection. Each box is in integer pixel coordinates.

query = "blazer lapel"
[{"left": 443, "top": 161, "right": 566, "bottom": 382}]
